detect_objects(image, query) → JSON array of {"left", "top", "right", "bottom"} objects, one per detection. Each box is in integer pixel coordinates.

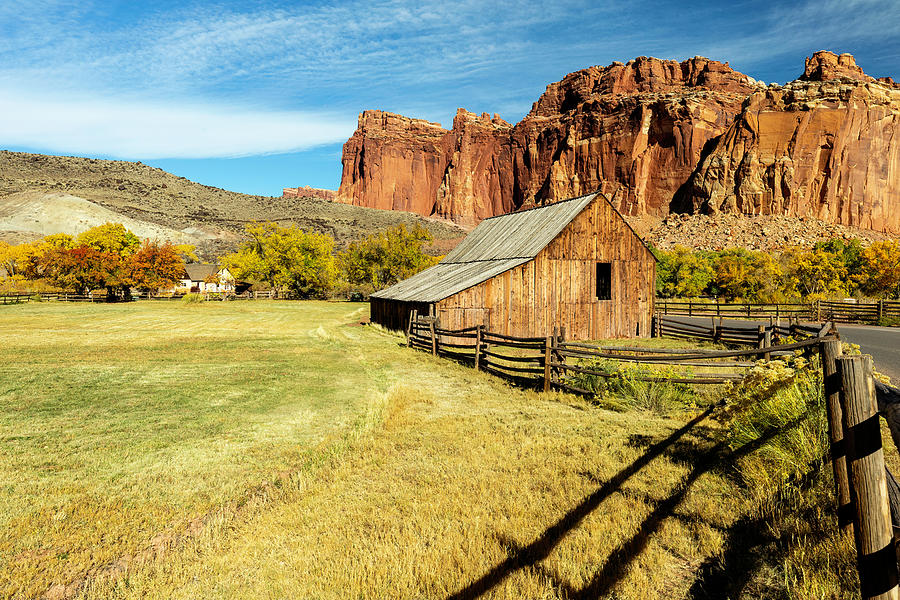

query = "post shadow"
[{"left": 446, "top": 405, "right": 814, "bottom": 600}]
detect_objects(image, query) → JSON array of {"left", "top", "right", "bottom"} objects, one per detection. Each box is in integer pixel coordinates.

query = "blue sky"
[{"left": 2, "top": 0, "right": 898, "bottom": 196}]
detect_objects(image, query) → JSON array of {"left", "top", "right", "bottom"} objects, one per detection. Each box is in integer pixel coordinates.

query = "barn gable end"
[{"left": 370, "top": 192, "right": 656, "bottom": 339}]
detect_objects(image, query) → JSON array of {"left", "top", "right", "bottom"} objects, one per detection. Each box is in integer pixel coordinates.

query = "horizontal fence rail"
[
  {"left": 657, "top": 299, "right": 900, "bottom": 325},
  {"left": 404, "top": 309, "right": 836, "bottom": 396},
  {"left": 0, "top": 289, "right": 284, "bottom": 304}
]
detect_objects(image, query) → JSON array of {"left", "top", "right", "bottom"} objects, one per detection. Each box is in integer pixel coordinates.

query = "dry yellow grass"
[
  {"left": 4, "top": 301, "right": 864, "bottom": 599},
  {"left": 81, "top": 344, "right": 742, "bottom": 599}
]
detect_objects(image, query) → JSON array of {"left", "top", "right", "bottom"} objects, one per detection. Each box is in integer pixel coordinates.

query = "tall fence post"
[
  {"left": 838, "top": 355, "right": 899, "bottom": 600},
  {"left": 543, "top": 336, "right": 552, "bottom": 393},
  {"left": 763, "top": 327, "right": 772, "bottom": 361},
  {"left": 407, "top": 310, "right": 417, "bottom": 348},
  {"left": 430, "top": 321, "right": 437, "bottom": 356},
  {"left": 474, "top": 325, "right": 483, "bottom": 371},
  {"left": 822, "top": 340, "right": 854, "bottom": 533},
  {"left": 879, "top": 300, "right": 885, "bottom": 322}
]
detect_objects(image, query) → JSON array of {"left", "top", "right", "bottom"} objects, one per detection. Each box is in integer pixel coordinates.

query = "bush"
[
  {"left": 567, "top": 357, "right": 703, "bottom": 413},
  {"left": 181, "top": 293, "right": 205, "bottom": 304},
  {"left": 876, "top": 316, "right": 900, "bottom": 328}
]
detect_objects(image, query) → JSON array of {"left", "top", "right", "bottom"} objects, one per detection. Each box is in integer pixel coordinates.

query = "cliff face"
[
  {"left": 687, "top": 52, "right": 900, "bottom": 233},
  {"left": 336, "top": 51, "right": 900, "bottom": 234}
]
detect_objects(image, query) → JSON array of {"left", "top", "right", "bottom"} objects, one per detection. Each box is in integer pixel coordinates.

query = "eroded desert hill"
[
  {"left": 0, "top": 151, "right": 464, "bottom": 258},
  {"left": 335, "top": 51, "right": 900, "bottom": 236}
]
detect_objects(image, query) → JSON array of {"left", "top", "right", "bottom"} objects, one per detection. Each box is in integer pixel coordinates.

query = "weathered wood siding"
[
  {"left": 434, "top": 195, "right": 655, "bottom": 339},
  {"left": 370, "top": 297, "right": 431, "bottom": 332}
]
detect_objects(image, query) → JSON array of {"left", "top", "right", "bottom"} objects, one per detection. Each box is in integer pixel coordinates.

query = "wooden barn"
[{"left": 369, "top": 191, "right": 657, "bottom": 340}]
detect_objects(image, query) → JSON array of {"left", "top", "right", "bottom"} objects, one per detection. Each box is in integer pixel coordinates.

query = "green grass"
[{"left": 0, "top": 301, "right": 867, "bottom": 599}]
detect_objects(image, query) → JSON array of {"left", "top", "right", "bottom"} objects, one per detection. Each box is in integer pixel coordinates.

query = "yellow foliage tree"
[
  {"left": 857, "top": 241, "right": 900, "bottom": 298},
  {"left": 224, "top": 222, "right": 335, "bottom": 298}
]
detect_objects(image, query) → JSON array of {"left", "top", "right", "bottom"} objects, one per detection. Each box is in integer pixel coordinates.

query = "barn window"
[{"left": 596, "top": 262, "right": 612, "bottom": 300}]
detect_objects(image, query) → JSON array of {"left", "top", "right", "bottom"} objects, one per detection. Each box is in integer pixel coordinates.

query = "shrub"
[
  {"left": 567, "top": 357, "right": 703, "bottom": 413},
  {"left": 181, "top": 293, "right": 205, "bottom": 304}
]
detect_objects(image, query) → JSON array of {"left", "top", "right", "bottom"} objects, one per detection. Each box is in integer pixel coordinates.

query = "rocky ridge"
[
  {"left": 335, "top": 51, "right": 900, "bottom": 238},
  {"left": 0, "top": 151, "right": 465, "bottom": 258}
]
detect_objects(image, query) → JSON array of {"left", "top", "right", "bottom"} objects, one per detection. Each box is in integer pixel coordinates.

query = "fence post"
[
  {"left": 543, "top": 336, "right": 552, "bottom": 393},
  {"left": 688, "top": 301, "right": 693, "bottom": 317},
  {"left": 879, "top": 300, "right": 885, "bottom": 322},
  {"left": 406, "top": 309, "right": 417, "bottom": 347},
  {"left": 430, "top": 321, "right": 437, "bottom": 356},
  {"left": 838, "top": 355, "right": 899, "bottom": 600},
  {"left": 817, "top": 299, "right": 823, "bottom": 322},
  {"left": 822, "top": 340, "right": 854, "bottom": 533},
  {"left": 474, "top": 325, "right": 483, "bottom": 371},
  {"left": 653, "top": 314, "right": 661, "bottom": 338},
  {"left": 763, "top": 327, "right": 772, "bottom": 361}
]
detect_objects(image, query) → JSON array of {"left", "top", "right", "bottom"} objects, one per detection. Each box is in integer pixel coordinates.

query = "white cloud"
[{"left": 0, "top": 91, "right": 356, "bottom": 159}]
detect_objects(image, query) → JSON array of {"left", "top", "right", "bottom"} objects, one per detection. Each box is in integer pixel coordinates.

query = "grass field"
[{"left": 0, "top": 300, "right": 863, "bottom": 599}]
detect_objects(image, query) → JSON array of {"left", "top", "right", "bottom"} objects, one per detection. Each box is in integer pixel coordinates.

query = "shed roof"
[
  {"left": 183, "top": 263, "right": 220, "bottom": 282},
  {"left": 371, "top": 192, "right": 600, "bottom": 303}
]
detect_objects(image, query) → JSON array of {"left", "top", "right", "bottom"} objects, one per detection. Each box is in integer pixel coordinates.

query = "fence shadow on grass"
[{"left": 445, "top": 407, "right": 815, "bottom": 600}]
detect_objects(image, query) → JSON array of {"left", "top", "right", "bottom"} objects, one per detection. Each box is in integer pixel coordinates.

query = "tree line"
[
  {"left": 0, "top": 223, "right": 191, "bottom": 297},
  {"left": 654, "top": 239, "right": 900, "bottom": 302},
  {"left": 0, "top": 221, "right": 440, "bottom": 298}
]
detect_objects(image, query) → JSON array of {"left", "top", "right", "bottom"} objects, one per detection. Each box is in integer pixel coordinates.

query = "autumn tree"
[
  {"left": 337, "top": 225, "right": 439, "bottom": 291},
  {"left": 780, "top": 246, "right": 848, "bottom": 299},
  {"left": 77, "top": 223, "right": 140, "bottom": 256},
  {"left": 224, "top": 222, "right": 335, "bottom": 298},
  {"left": 856, "top": 241, "right": 900, "bottom": 298},
  {"left": 41, "top": 246, "right": 119, "bottom": 294},
  {"left": 711, "top": 248, "right": 784, "bottom": 302},
  {"left": 128, "top": 241, "right": 185, "bottom": 293},
  {"left": 655, "top": 246, "right": 714, "bottom": 298}
]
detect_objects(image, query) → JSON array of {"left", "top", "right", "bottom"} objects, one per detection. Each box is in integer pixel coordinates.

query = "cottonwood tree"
[
  {"left": 337, "top": 224, "right": 439, "bottom": 291},
  {"left": 128, "top": 241, "right": 184, "bottom": 294},
  {"left": 225, "top": 222, "right": 335, "bottom": 298}
]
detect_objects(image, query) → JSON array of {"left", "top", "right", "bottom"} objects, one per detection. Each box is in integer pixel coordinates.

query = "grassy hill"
[{"left": 0, "top": 151, "right": 465, "bottom": 258}]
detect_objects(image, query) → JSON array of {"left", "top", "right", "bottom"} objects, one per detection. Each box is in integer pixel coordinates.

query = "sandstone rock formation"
[
  {"left": 336, "top": 52, "right": 900, "bottom": 235},
  {"left": 687, "top": 53, "right": 900, "bottom": 233},
  {"left": 282, "top": 185, "right": 336, "bottom": 201}
]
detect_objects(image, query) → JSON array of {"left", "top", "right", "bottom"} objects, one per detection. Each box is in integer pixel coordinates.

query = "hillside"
[
  {"left": 335, "top": 51, "right": 900, "bottom": 240},
  {"left": 0, "top": 151, "right": 465, "bottom": 258}
]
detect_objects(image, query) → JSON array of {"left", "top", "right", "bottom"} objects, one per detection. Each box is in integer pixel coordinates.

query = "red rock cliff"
[
  {"left": 336, "top": 52, "right": 900, "bottom": 234},
  {"left": 687, "top": 53, "right": 900, "bottom": 233}
]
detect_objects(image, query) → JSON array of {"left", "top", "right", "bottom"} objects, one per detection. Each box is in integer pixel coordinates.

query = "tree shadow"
[{"left": 446, "top": 406, "right": 815, "bottom": 600}]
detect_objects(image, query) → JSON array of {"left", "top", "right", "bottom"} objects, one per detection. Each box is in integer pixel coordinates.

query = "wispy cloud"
[
  {"left": 0, "top": 90, "right": 356, "bottom": 158},
  {"left": 1, "top": 0, "right": 898, "bottom": 160}
]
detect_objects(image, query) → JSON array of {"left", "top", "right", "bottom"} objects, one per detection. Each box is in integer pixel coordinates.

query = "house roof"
[
  {"left": 371, "top": 192, "right": 601, "bottom": 303},
  {"left": 183, "top": 263, "right": 220, "bottom": 282}
]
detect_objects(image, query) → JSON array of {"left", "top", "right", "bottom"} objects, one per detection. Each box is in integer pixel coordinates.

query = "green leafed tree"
[
  {"left": 224, "top": 222, "right": 335, "bottom": 298},
  {"left": 655, "top": 246, "right": 714, "bottom": 298},
  {"left": 337, "top": 224, "right": 439, "bottom": 292}
]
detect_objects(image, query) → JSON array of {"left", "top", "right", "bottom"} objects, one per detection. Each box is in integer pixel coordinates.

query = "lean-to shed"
[{"left": 370, "top": 191, "right": 656, "bottom": 340}]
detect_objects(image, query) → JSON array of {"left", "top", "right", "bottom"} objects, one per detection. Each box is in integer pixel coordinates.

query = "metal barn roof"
[{"left": 370, "top": 192, "right": 599, "bottom": 303}]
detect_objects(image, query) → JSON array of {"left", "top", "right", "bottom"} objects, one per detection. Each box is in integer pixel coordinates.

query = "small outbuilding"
[{"left": 370, "top": 191, "right": 657, "bottom": 340}]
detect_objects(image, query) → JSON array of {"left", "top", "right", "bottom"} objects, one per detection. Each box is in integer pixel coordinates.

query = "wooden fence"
[
  {"left": 657, "top": 299, "right": 900, "bottom": 324},
  {"left": 820, "top": 343, "right": 900, "bottom": 599},
  {"left": 0, "top": 289, "right": 280, "bottom": 304},
  {"left": 406, "top": 311, "right": 832, "bottom": 394}
]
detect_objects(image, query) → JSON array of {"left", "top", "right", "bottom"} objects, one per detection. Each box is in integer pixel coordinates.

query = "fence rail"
[
  {"left": 404, "top": 309, "right": 834, "bottom": 396},
  {"left": 657, "top": 299, "right": 900, "bottom": 325},
  {"left": 0, "top": 289, "right": 284, "bottom": 304},
  {"left": 407, "top": 308, "right": 900, "bottom": 597}
]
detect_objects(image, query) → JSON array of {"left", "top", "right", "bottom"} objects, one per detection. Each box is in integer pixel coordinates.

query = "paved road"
[{"left": 668, "top": 316, "right": 900, "bottom": 382}]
